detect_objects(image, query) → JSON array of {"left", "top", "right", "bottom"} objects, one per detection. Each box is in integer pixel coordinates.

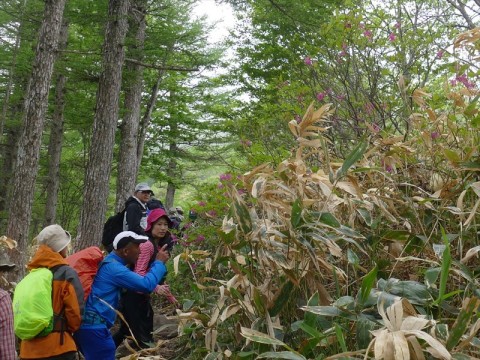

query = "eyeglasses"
[{"left": 140, "top": 191, "right": 152, "bottom": 195}]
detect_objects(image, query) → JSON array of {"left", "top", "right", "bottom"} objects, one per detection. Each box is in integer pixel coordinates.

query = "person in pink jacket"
[{"left": 113, "top": 208, "right": 178, "bottom": 349}]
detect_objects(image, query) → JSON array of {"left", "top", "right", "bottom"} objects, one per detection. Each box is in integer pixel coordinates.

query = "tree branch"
[{"left": 124, "top": 58, "right": 199, "bottom": 72}]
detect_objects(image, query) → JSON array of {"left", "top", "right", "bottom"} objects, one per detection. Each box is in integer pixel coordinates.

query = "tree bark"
[
  {"left": 164, "top": 143, "right": 178, "bottom": 210},
  {"left": 75, "top": 0, "right": 129, "bottom": 250},
  {"left": 45, "top": 21, "right": 69, "bottom": 226},
  {"left": 6, "top": 0, "right": 67, "bottom": 262},
  {"left": 115, "top": 0, "right": 146, "bottom": 213},
  {"left": 136, "top": 71, "right": 164, "bottom": 174}
]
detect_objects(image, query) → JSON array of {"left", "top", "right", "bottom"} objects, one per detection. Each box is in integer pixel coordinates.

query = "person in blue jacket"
[{"left": 74, "top": 231, "right": 170, "bottom": 360}]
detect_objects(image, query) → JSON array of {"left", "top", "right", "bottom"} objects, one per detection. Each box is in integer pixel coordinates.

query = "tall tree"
[
  {"left": 76, "top": 0, "right": 129, "bottom": 249},
  {"left": 6, "top": 0, "right": 67, "bottom": 258},
  {"left": 44, "top": 21, "right": 69, "bottom": 226},
  {"left": 115, "top": 0, "right": 146, "bottom": 212}
]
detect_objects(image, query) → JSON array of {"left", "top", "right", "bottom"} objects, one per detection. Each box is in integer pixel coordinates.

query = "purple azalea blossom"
[
  {"left": 198, "top": 201, "right": 206, "bottom": 207},
  {"left": 431, "top": 131, "right": 440, "bottom": 140},
  {"left": 363, "top": 30, "right": 373, "bottom": 39},
  {"left": 316, "top": 92, "right": 326, "bottom": 101},
  {"left": 219, "top": 173, "right": 233, "bottom": 181},
  {"left": 436, "top": 50, "right": 444, "bottom": 59},
  {"left": 304, "top": 56, "right": 313, "bottom": 66},
  {"left": 389, "top": 33, "right": 396, "bottom": 42}
]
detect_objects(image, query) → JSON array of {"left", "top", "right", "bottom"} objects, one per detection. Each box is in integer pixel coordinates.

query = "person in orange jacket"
[{"left": 19, "top": 224, "right": 84, "bottom": 360}]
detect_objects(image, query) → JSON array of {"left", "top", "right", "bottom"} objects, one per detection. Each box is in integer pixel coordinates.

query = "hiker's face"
[
  {"left": 136, "top": 190, "right": 151, "bottom": 204},
  {"left": 123, "top": 242, "right": 141, "bottom": 264},
  {"left": 152, "top": 217, "right": 169, "bottom": 239}
]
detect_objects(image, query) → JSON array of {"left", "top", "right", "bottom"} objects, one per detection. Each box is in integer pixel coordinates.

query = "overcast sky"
[{"left": 192, "top": 0, "right": 236, "bottom": 44}]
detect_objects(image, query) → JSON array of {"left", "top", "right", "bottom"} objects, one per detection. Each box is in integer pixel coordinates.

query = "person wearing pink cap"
[{"left": 112, "top": 208, "right": 177, "bottom": 349}]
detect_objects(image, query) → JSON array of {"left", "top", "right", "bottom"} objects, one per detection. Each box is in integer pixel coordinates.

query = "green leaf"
[
  {"left": 347, "top": 248, "right": 360, "bottom": 266},
  {"left": 356, "top": 208, "right": 372, "bottom": 226},
  {"left": 317, "top": 212, "right": 340, "bottom": 227},
  {"left": 336, "top": 138, "right": 369, "bottom": 180},
  {"left": 291, "top": 198, "right": 303, "bottom": 229},
  {"left": 446, "top": 297, "right": 479, "bottom": 350},
  {"left": 269, "top": 281, "right": 294, "bottom": 316},
  {"left": 257, "top": 351, "right": 307, "bottom": 360},
  {"left": 334, "top": 323, "right": 348, "bottom": 352},
  {"left": 356, "top": 317, "right": 376, "bottom": 349},
  {"left": 435, "top": 227, "right": 451, "bottom": 305},
  {"left": 240, "top": 327, "right": 286, "bottom": 346},
  {"left": 234, "top": 199, "right": 252, "bottom": 234},
  {"left": 424, "top": 267, "right": 441, "bottom": 287},
  {"left": 359, "top": 265, "right": 378, "bottom": 306},
  {"left": 304, "top": 292, "right": 320, "bottom": 327}
]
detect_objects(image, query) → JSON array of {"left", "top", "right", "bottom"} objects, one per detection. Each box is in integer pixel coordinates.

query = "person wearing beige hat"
[
  {"left": 18, "top": 224, "right": 84, "bottom": 360},
  {"left": 0, "top": 252, "right": 16, "bottom": 360}
]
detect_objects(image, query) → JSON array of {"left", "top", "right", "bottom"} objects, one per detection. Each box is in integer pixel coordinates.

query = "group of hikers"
[{"left": 0, "top": 183, "right": 187, "bottom": 360}]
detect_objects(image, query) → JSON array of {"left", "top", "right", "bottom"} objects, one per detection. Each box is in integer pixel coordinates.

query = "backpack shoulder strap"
[{"left": 49, "top": 264, "right": 68, "bottom": 345}]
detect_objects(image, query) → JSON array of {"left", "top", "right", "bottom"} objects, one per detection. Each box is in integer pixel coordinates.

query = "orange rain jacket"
[{"left": 19, "top": 245, "right": 84, "bottom": 359}]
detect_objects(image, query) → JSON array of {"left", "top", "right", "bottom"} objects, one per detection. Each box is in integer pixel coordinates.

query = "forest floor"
[{"left": 114, "top": 297, "right": 185, "bottom": 360}]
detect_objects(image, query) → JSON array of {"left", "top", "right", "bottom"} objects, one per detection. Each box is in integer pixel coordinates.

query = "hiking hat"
[
  {"left": 135, "top": 182, "right": 154, "bottom": 196},
  {"left": 36, "top": 224, "right": 71, "bottom": 252},
  {"left": 146, "top": 208, "right": 172, "bottom": 232},
  {"left": 113, "top": 231, "right": 149, "bottom": 250},
  {"left": 0, "top": 252, "right": 15, "bottom": 271}
]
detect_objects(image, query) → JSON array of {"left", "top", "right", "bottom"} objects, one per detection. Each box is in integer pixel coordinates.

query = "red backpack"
[{"left": 66, "top": 246, "right": 104, "bottom": 301}]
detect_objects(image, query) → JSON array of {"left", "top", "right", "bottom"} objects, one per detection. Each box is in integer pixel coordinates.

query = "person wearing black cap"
[
  {"left": 123, "top": 182, "right": 154, "bottom": 235},
  {"left": 0, "top": 252, "right": 16, "bottom": 360},
  {"left": 74, "top": 231, "right": 170, "bottom": 360}
]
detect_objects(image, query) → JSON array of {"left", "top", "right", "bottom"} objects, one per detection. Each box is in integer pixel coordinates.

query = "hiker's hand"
[{"left": 156, "top": 244, "right": 169, "bottom": 263}]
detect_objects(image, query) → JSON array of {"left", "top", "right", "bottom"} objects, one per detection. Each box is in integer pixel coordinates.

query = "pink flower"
[
  {"left": 431, "top": 131, "right": 440, "bottom": 140},
  {"left": 385, "top": 165, "right": 393, "bottom": 173},
  {"left": 394, "top": 22, "right": 401, "bottom": 29},
  {"left": 316, "top": 92, "right": 326, "bottom": 101},
  {"left": 294, "top": 115, "right": 302, "bottom": 124},
  {"left": 207, "top": 210, "right": 217, "bottom": 217},
  {"left": 217, "top": 183, "right": 224, "bottom": 189},
  {"left": 363, "top": 30, "right": 373, "bottom": 39},
  {"left": 198, "top": 201, "right": 206, "bottom": 207},
  {"left": 304, "top": 56, "right": 313, "bottom": 66},
  {"left": 220, "top": 173, "right": 232, "bottom": 181},
  {"left": 336, "top": 94, "right": 346, "bottom": 101},
  {"left": 450, "top": 79, "right": 457, "bottom": 86},
  {"left": 372, "top": 123, "right": 380, "bottom": 133},
  {"left": 237, "top": 189, "right": 247, "bottom": 196},
  {"left": 339, "top": 51, "right": 347, "bottom": 57},
  {"left": 195, "top": 235, "right": 205, "bottom": 243},
  {"left": 388, "top": 33, "right": 396, "bottom": 42},
  {"left": 436, "top": 50, "right": 444, "bottom": 59}
]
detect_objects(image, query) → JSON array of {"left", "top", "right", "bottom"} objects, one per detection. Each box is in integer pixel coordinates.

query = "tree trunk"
[
  {"left": 75, "top": 0, "right": 129, "bottom": 250},
  {"left": 6, "top": 0, "right": 67, "bottom": 265},
  {"left": 136, "top": 70, "right": 165, "bottom": 175},
  {"left": 164, "top": 145, "right": 178, "bottom": 210},
  {"left": 115, "top": 0, "right": 146, "bottom": 213},
  {"left": 45, "top": 22, "right": 69, "bottom": 226}
]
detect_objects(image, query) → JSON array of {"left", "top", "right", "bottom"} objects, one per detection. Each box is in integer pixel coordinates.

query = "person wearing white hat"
[
  {"left": 123, "top": 183, "right": 154, "bottom": 236},
  {"left": 74, "top": 231, "right": 170, "bottom": 360},
  {"left": 18, "top": 224, "right": 84, "bottom": 360}
]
